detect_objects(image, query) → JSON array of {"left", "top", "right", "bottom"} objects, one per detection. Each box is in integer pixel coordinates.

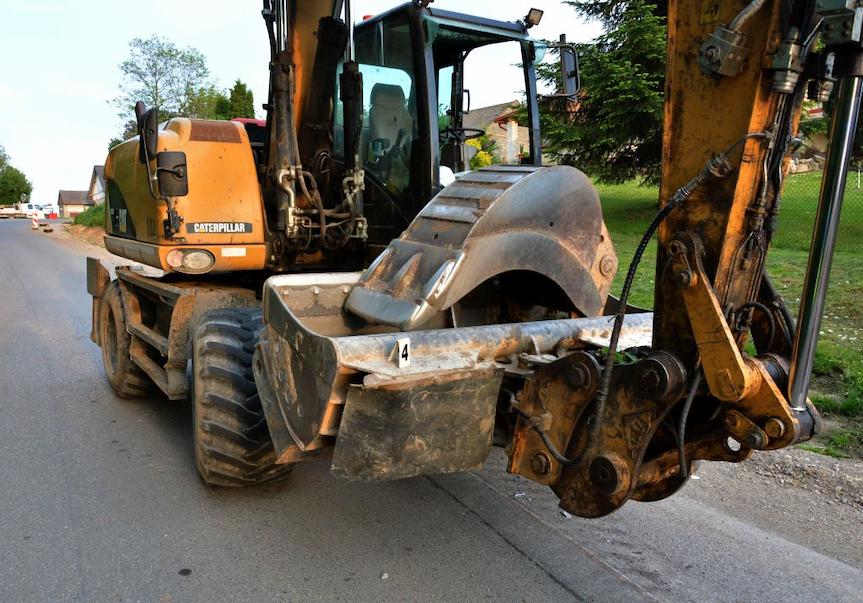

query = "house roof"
[
  {"left": 463, "top": 101, "right": 520, "bottom": 131},
  {"left": 57, "top": 190, "right": 92, "bottom": 207},
  {"left": 88, "top": 165, "right": 105, "bottom": 201}
]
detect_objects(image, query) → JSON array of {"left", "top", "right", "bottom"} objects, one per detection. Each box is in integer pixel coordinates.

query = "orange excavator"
[{"left": 87, "top": 0, "right": 852, "bottom": 517}]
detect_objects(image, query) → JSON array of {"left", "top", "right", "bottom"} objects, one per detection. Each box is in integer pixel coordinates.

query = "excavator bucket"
[
  {"left": 252, "top": 272, "right": 653, "bottom": 480},
  {"left": 345, "top": 165, "right": 617, "bottom": 330}
]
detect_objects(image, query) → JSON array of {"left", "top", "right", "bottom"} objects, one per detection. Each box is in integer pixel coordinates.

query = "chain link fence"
[{"left": 776, "top": 167, "right": 863, "bottom": 253}]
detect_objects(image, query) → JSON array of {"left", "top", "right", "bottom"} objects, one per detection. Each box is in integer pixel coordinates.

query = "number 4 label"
[{"left": 395, "top": 338, "right": 410, "bottom": 368}]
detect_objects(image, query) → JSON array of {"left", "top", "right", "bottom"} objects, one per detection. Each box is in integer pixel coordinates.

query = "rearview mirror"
[
  {"left": 558, "top": 36, "right": 580, "bottom": 98},
  {"left": 537, "top": 36, "right": 581, "bottom": 100},
  {"left": 135, "top": 101, "right": 159, "bottom": 164}
]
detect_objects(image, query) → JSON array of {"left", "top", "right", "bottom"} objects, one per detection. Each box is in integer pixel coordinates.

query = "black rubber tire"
[
  {"left": 191, "top": 308, "right": 292, "bottom": 487},
  {"left": 98, "top": 281, "right": 154, "bottom": 398}
]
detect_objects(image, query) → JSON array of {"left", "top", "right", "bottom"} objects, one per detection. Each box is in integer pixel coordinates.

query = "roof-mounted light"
[{"left": 524, "top": 8, "right": 544, "bottom": 29}]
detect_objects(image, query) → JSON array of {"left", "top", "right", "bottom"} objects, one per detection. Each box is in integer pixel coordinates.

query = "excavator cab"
[{"left": 333, "top": 3, "right": 560, "bottom": 243}]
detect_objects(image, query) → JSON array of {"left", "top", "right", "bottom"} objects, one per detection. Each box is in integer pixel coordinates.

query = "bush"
[
  {"left": 467, "top": 136, "right": 498, "bottom": 170},
  {"left": 73, "top": 203, "right": 105, "bottom": 227}
]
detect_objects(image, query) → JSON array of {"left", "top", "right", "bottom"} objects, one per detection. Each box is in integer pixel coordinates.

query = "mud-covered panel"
[
  {"left": 258, "top": 322, "right": 340, "bottom": 449},
  {"left": 331, "top": 368, "right": 502, "bottom": 481},
  {"left": 189, "top": 119, "right": 242, "bottom": 143}
]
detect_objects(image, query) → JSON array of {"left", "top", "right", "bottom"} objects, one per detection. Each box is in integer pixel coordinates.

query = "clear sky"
[{"left": 0, "top": 1, "right": 599, "bottom": 207}]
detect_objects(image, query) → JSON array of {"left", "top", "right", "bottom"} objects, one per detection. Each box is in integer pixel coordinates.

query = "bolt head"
[
  {"left": 764, "top": 417, "right": 786, "bottom": 439},
  {"left": 599, "top": 254, "right": 617, "bottom": 276},
  {"left": 531, "top": 452, "right": 551, "bottom": 476},
  {"left": 674, "top": 270, "right": 693, "bottom": 288},
  {"left": 640, "top": 367, "right": 663, "bottom": 397},
  {"left": 745, "top": 429, "right": 766, "bottom": 449},
  {"left": 589, "top": 455, "right": 629, "bottom": 496},
  {"left": 566, "top": 363, "right": 591, "bottom": 390}
]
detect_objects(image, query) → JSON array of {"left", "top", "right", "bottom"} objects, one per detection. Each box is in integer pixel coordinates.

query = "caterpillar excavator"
[{"left": 86, "top": 0, "right": 854, "bottom": 517}]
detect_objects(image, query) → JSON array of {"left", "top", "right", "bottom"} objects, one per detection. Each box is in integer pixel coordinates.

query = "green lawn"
[{"left": 596, "top": 172, "right": 863, "bottom": 457}]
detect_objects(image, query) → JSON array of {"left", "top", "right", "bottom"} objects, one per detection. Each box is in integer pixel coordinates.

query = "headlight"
[{"left": 166, "top": 249, "right": 215, "bottom": 274}]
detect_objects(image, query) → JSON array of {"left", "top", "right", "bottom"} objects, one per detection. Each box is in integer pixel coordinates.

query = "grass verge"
[{"left": 73, "top": 204, "right": 105, "bottom": 227}]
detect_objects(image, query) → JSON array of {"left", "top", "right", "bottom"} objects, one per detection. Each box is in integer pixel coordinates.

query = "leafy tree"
[
  {"left": 538, "top": 0, "right": 667, "bottom": 184},
  {"left": 186, "top": 85, "right": 231, "bottom": 120},
  {"left": 227, "top": 80, "right": 255, "bottom": 118},
  {"left": 108, "top": 120, "right": 138, "bottom": 151},
  {"left": 108, "top": 137, "right": 126, "bottom": 152},
  {"left": 216, "top": 93, "right": 233, "bottom": 119},
  {"left": 184, "top": 80, "right": 254, "bottom": 120},
  {"left": 0, "top": 145, "right": 8, "bottom": 172},
  {"left": 0, "top": 166, "right": 32, "bottom": 206},
  {"left": 114, "top": 35, "right": 211, "bottom": 121},
  {"left": 568, "top": 0, "right": 667, "bottom": 25}
]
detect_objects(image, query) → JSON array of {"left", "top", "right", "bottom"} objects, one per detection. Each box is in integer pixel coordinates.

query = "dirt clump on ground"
[{"left": 64, "top": 224, "right": 105, "bottom": 247}]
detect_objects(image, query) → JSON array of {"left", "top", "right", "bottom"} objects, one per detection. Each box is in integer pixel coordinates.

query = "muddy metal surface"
[{"left": 1, "top": 220, "right": 861, "bottom": 602}]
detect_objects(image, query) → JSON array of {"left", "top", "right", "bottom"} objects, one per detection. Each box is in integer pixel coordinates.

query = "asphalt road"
[{"left": 1, "top": 219, "right": 861, "bottom": 602}]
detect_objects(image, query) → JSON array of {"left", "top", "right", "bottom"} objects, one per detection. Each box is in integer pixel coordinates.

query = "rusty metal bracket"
[
  {"left": 507, "top": 351, "right": 601, "bottom": 485},
  {"left": 631, "top": 432, "right": 751, "bottom": 503},
  {"left": 515, "top": 352, "right": 689, "bottom": 518},
  {"left": 668, "top": 232, "right": 800, "bottom": 449},
  {"left": 668, "top": 234, "right": 757, "bottom": 401}
]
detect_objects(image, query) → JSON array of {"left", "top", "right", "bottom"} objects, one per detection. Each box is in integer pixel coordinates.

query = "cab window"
[{"left": 335, "top": 14, "right": 418, "bottom": 199}]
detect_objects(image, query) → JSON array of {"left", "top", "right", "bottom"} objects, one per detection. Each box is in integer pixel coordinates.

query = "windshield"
[
  {"left": 335, "top": 14, "right": 419, "bottom": 200},
  {"left": 435, "top": 39, "right": 529, "bottom": 169},
  {"left": 427, "top": 14, "right": 539, "bottom": 171}
]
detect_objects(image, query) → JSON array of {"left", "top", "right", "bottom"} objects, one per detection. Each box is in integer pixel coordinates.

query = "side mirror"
[
  {"left": 156, "top": 152, "right": 189, "bottom": 197},
  {"left": 135, "top": 101, "right": 159, "bottom": 164},
  {"left": 558, "top": 36, "right": 580, "bottom": 98}
]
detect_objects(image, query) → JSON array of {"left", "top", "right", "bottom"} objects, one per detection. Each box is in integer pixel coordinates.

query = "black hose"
[
  {"left": 762, "top": 274, "right": 797, "bottom": 345},
  {"left": 677, "top": 370, "right": 703, "bottom": 480},
  {"left": 593, "top": 199, "right": 683, "bottom": 417},
  {"left": 738, "top": 300, "right": 777, "bottom": 350},
  {"left": 533, "top": 419, "right": 575, "bottom": 465},
  {"left": 583, "top": 136, "right": 761, "bottom": 464},
  {"left": 587, "top": 195, "right": 696, "bottom": 459},
  {"left": 506, "top": 390, "right": 577, "bottom": 466}
]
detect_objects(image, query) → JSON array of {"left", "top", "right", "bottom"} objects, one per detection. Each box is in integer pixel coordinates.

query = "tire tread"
[{"left": 192, "top": 308, "right": 291, "bottom": 487}]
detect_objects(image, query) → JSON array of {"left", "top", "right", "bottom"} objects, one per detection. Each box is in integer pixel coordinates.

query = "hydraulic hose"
[
  {"left": 677, "top": 370, "right": 703, "bottom": 479},
  {"left": 730, "top": 0, "right": 770, "bottom": 31},
  {"left": 584, "top": 134, "right": 764, "bottom": 463}
]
